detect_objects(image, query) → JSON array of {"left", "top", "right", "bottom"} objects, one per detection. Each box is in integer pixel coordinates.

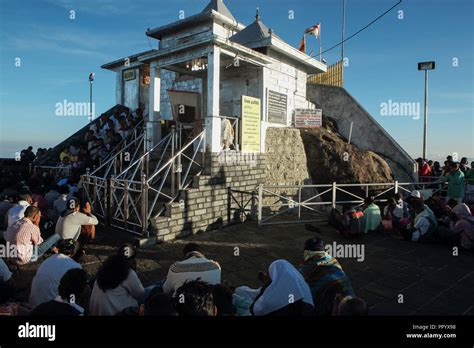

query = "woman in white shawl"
[{"left": 250, "top": 259, "right": 314, "bottom": 316}]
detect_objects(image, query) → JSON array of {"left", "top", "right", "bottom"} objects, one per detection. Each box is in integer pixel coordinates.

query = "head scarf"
[
  {"left": 452, "top": 203, "right": 473, "bottom": 220},
  {"left": 252, "top": 260, "right": 313, "bottom": 315}
]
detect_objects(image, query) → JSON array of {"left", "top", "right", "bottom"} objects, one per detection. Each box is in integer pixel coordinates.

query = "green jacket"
[
  {"left": 363, "top": 203, "right": 382, "bottom": 233},
  {"left": 446, "top": 170, "right": 465, "bottom": 199}
]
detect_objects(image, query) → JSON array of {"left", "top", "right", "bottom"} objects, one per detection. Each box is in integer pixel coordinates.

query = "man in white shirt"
[
  {"left": 55, "top": 198, "right": 98, "bottom": 240},
  {"left": 29, "top": 239, "right": 82, "bottom": 309},
  {"left": 163, "top": 243, "right": 221, "bottom": 295},
  {"left": 7, "top": 193, "right": 33, "bottom": 227}
]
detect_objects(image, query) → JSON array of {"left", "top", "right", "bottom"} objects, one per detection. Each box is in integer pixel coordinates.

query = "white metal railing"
[
  {"left": 257, "top": 180, "right": 449, "bottom": 226},
  {"left": 81, "top": 126, "right": 205, "bottom": 237}
]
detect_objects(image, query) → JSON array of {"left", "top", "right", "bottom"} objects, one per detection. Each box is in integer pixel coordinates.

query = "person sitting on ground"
[
  {"left": 0, "top": 195, "right": 15, "bottom": 231},
  {"left": 426, "top": 192, "right": 451, "bottom": 217},
  {"left": 7, "top": 193, "right": 33, "bottom": 228},
  {"left": 4, "top": 206, "right": 61, "bottom": 265},
  {"left": 398, "top": 198, "right": 437, "bottom": 242},
  {"left": 174, "top": 280, "right": 217, "bottom": 316},
  {"left": 449, "top": 203, "right": 474, "bottom": 251},
  {"left": 58, "top": 156, "right": 72, "bottom": 169},
  {"left": 332, "top": 294, "right": 368, "bottom": 316},
  {"left": 163, "top": 243, "right": 221, "bottom": 296},
  {"left": 89, "top": 244, "right": 145, "bottom": 315},
  {"left": 298, "top": 237, "right": 355, "bottom": 316},
  {"left": 44, "top": 185, "right": 60, "bottom": 219},
  {"left": 363, "top": 196, "right": 382, "bottom": 233},
  {"left": 90, "top": 117, "right": 103, "bottom": 137},
  {"left": 250, "top": 259, "right": 314, "bottom": 316},
  {"left": 0, "top": 258, "right": 15, "bottom": 303},
  {"left": 137, "top": 288, "right": 177, "bottom": 316},
  {"left": 53, "top": 185, "right": 71, "bottom": 220},
  {"left": 55, "top": 198, "right": 98, "bottom": 241},
  {"left": 59, "top": 147, "right": 71, "bottom": 163},
  {"left": 29, "top": 239, "right": 82, "bottom": 309},
  {"left": 30, "top": 268, "right": 88, "bottom": 316}
]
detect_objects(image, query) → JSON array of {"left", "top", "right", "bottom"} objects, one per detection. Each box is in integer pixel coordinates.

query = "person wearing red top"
[{"left": 416, "top": 158, "right": 431, "bottom": 182}]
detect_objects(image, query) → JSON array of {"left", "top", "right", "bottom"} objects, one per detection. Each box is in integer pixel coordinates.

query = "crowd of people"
[
  {"left": 57, "top": 108, "right": 144, "bottom": 171},
  {"left": 0, "top": 151, "right": 472, "bottom": 317},
  {"left": 1, "top": 235, "right": 366, "bottom": 316},
  {"left": 329, "top": 167, "right": 474, "bottom": 251}
]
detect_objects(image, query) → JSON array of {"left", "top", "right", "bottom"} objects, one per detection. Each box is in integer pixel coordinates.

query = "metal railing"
[
  {"left": 81, "top": 126, "right": 206, "bottom": 237},
  {"left": 227, "top": 188, "right": 257, "bottom": 224},
  {"left": 257, "top": 180, "right": 449, "bottom": 226},
  {"left": 98, "top": 118, "right": 145, "bottom": 166}
]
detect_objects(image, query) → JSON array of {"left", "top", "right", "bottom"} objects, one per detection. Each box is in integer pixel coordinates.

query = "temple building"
[{"left": 101, "top": 0, "right": 326, "bottom": 153}]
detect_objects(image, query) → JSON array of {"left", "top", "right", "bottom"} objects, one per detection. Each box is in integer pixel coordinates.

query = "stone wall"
[{"left": 150, "top": 152, "right": 266, "bottom": 241}]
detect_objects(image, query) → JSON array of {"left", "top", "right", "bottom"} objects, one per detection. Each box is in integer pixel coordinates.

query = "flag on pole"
[
  {"left": 298, "top": 36, "right": 306, "bottom": 52},
  {"left": 305, "top": 23, "right": 321, "bottom": 38}
]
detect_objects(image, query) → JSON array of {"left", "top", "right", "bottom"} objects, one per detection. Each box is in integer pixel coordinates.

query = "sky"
[{"left": 0, "top": 0, "right": 473, "bottom": 161}]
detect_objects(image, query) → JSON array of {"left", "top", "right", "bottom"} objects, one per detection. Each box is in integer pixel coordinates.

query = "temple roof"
[{"left": 201, "top": 0, "right": 236, "bottom": 22}]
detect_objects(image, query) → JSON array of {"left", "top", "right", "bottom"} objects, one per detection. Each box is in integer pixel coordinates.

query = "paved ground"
[{"left": 13, "top": 221, "right": 474, "bottom": 315}]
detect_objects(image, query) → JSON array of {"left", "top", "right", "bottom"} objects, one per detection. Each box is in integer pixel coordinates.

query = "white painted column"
[
  {"left": 147, "top": 64, "right": 161, "bottom": 149},
  {"left": 116, "top": 71, "right": 123, "bottom": 105},
  {"left": 206, "top": 46, "right": 222, "bottom": 153}
]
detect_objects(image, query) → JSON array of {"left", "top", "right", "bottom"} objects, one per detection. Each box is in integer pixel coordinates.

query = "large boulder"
[{"left": 299, "top": 118, "right": 394, "bottom": 184}]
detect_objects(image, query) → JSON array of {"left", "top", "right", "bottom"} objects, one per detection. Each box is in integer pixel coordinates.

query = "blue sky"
[{"left": 0, "top": 0, "right": 473, "bottom": 160}]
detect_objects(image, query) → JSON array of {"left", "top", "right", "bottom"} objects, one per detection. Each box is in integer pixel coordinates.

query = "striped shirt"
[{"left": 4, "top": 218, "right": 43, "bottom": 265}]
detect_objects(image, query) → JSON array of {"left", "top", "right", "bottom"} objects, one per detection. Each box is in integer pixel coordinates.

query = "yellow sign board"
[{"left": 241, "top": 96, "right": 261, "bottom": 153}]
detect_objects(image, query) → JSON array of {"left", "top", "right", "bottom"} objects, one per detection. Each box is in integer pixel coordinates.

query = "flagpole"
[
  {"left": 319, "top": 25, "right": 322, "bottom": 61},
  {"left": 304, "top": 34, "right": 307, "bottom": 54},
  {"left": 341, "top": 0, "right": 346, "bottom": 85}
]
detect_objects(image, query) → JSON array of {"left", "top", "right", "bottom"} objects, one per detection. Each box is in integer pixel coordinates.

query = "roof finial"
[{"left": 256, "top": 7, "right": 260, "bottom": 21}]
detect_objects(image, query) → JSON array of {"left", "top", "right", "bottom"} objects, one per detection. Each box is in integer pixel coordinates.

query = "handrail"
[
  {"left": 146, "top": 130, "right": 205, "bottom": 184},
  {"left": 115, "top": 132, "right": 172, "bottom": 178},
  {"left": 89, "top": 133, "right": 145, "bottom": 176},
  {"left": 100, "top": 118, "right": 145, "bottom": 164}
]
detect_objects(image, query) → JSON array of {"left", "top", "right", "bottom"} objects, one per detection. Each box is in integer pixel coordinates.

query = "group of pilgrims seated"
[{"left": 57, "top": 108, "right": 144, "bottom": 171}]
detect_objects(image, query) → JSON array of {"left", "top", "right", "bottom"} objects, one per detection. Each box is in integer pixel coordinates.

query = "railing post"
[
  {"left": 258, "top": 184, "right": 263, "bottom": 227},
  {"left": 394, "top": 180, "right": 399, "bottom": 194},
  {"left": 106, "top": 176, "right": 113, "bottom": 228},
  {"left": 298, "top": 186, "right": 302, "bottom": 220},
  {"left": 124, "top": 181, "right": 129, "bottom": 225},
  {"left": 332, "top": 182, "right": 337, "bottom": 208},
  {"left": 141, "top": 174, "right": 149, "bottom": 237},
  {"left": 227, "top": 187, "right": 231, "bottom": 225},
  {"left": 171, "top": 125, "right": 176, "bottom": 197},
  {"left": 365, "top": 185, "right": 369, "bottom": 198}
]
